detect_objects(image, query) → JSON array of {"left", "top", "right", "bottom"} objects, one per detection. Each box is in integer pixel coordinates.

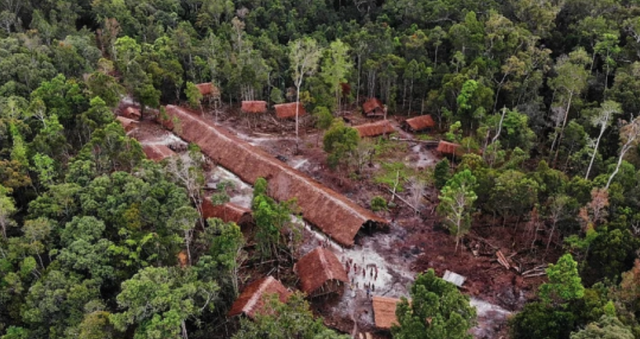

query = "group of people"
[{"left": 343, "top": 256, "right": 379, "bottom": 299}]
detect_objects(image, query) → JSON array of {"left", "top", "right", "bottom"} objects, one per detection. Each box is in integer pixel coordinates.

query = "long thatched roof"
[
  {"left": 403, "top": 115, "right": 435, "bottom": 132},
  {"left": 201, "top": 198, "right": 253, "bottom": 225},
  {"left": 241, "top": 101, "right": 268, "bottom": 114},
  {"left": 295, "top": 247, "right": 348, "bottom": 295},
  {"left": 353, "top": 120, "right": 396, "bottom": 138},
  {"left": 274, "top": 102, "right": 306, "bottom": 119},
  {"left": 228, "top": 276, "right": 291, "bottom": 319},
  {"left": 142, "top": 144, "right": 175, "bottom": 161},
  {"left": 164, "top": 105, "right": 387, "bottom": 246},
  {"left": 372, "top": 296, "right": 402, "bottom": 330}
]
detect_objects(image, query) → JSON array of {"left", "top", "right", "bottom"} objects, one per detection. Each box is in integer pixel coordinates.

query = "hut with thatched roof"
[
  {"left": 436, "top": 140, "right": 461, "bottom": 156},
  {"left": 295, "top": 247, "right": 348, "bottom": 298},
  {"left": 201, "top": 198, "right": 254, "bottom": 234},
  {"left": 123, "top": 107, "right": 141, "bottom": 120},
  {"left": 402, "top": 115, "right": 435, "bottom": 133},
  {"left": 195, "top": 83, "right": 221, "bottom": 97},
  {"left": 372, "top": 296, "right": 402, "bottom": 330},
  {"left": 116, "top": 116, "right": 139, "bottom": 132},
  {"left": 362, "top": 98, "right": 384, "bottom": 118},
  {"left": 228, "top": 276, "right": 291, "bottom": 319},
  {"left": 241, "top": 101, "right": 268, "bottom": 114},
  {"left": 353, "top": 120, "right": 396, "bottom": 138},
  {"left": 274, "top": 102, "right": 306, "bottom": 119},
  {"left": 142, "top": 144, "right": 176, "bottom": 162}
]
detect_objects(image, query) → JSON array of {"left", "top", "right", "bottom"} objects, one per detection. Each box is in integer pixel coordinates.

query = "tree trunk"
[
  {"left": 552, "top": 92, "right": 574, "bottom": 168},
  {"left": 181, "top": 320, "right": 189, "bottom": 339},
  {"left": 585, "top": 125, "right": 606, "bottom": 179},
  {"left": 295, "top": 86, "right": 301, "bottom": 153}
]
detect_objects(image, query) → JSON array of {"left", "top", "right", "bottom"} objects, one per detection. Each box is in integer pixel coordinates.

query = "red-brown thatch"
[
  {"left": 177, "top": 250, "right": 188, "bottom": 268},
  {"left": 340, "top": 83, "right": 351, "bottom": 96},
  {"left": 436, "top": 140, "right": 461, "bottom": 155},
  {"left": 123, "top": 107, "right": 141, "bottom": 120},
  {"left": 195, "top": 83, "right": 221, "bottom": 97},
  {"left": 241, "top": 101, "right": 268, "bottom": 114},
  {"left": 201, "top": 198, "right": 253, "bottom": 225},
  {"left": 142, "top": 144, "right": 175, "bottom": 161},
  {"left": 353, "top": 120, "right": 396, "bottom": 138},
  {"left": 163, "top": 105, "right": 387, "bottom": 246},
  {"left": 372, "top": 296, "right": 401, "bottom": 330},
  {"left": 116, "top": 116, "right": 139, "bottom": 132},
  {"left": 274, "top": 102, "right": 306, "bottom": 119},
  {"left": 228, "top": 276, "right": 291, "bottom": 319},
  {"left": 295, "top": 247, "right": 348, "bottom": 296},
  {"left": 403, "top": 115, "right": 435, "bottom": 132},
  {"left": 362, "top": 98, "right": 384, "bottom": 117}
]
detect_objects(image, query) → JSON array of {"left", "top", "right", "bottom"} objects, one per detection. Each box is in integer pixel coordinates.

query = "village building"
[
  {"left": 142, "top": 144, "right": 176, "bottom": 162},
  {"left": 436, "top": 140, "right": 461, "bottom": 157},
  {"left": 122, "top": 106, "right": 141, "bottom": 120},
  {"left": 295, "top": 247, "right": 348, "bottom": 298},
  {"left": 228, "top": 276, "right": 292, "bottom": 319},
  {"left": 353, "top": 120, "right": 396, "bottom": 138},
  {"left": 371, "top": 296, "right": 402, "bottom": 330},
  {"left": 273, "top": 102, "right": 306, "bottom": 119},
  {"left": 362, "top": 98, "right": 385, "bottom": 118},
  {"left": 116, "top": 116, "right": 139, "bottom": 132},
  {"left": 201, "top": 198, "right": 254, "bottom": 234},
  {"left": 241, "top": 101, "right": 268, "bottom": 114},
  {"left": 402, "top": 115, "right": 435, "bottom": 133},
  {"left": 195, "top": 82, "right": 222, "bottom": 107}
]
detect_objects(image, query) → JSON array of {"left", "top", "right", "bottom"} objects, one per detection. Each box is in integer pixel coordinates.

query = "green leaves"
[
  {"left": 539, "top": 254, "right": 585, "bottom": 306},
  {"left": 437, "top": 169, "right": 477, "bottom": 250}
]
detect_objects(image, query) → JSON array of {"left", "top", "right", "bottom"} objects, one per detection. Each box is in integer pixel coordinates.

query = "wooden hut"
[
  {"left": 274, "top": 102, "right": 306, "bottom": 119},
  {"left": 295, "top": 247, "right": 348, "bottom": 298},
  {"left": 201, "top": 198, "right": 254, "bottom": 234},
  {"left": 195, "top": 82, "right": 222, "bottom": 107},
  {"left": 123, "top": 107, "right": 141, "bottom": 120},
  {"left": 228, "top": 276, "right": 291, "bottom": 319},
  {"left": 142, "top": 144, "right": 176, "bottom": 162},
  {"left": 353, "top": 120, "right": 396, "bottom": 138},
  {"left": 241, "top": 101, "right": 268, "bottom": 114},
  {"left": 362, "top": 98, "right": 384, "bottom": 118},
  {"left": 372, "top": 296, "right": 402, "bottom": 330},
  {"left": 116, "top": 116, "right": 139, "bottom": 132},
  {"left": 402, "top": 115, "right": 435, "bottom": 133},
  {"left": 436, "top": 141, "right": 461, "bottom": 156}
]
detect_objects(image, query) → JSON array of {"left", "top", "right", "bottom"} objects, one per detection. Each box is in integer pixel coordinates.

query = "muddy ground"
[{"left": 123, "top": 102, "right": 560, "bottom": 339}]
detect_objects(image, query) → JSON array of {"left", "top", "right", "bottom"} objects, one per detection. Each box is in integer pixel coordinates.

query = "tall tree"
[
  {"left": 437, "top": 169, "right": 477, "bottom": 251},
  {"left": 607, "top": 116, "right": 640, "bottom": 189},
  {"left": 585, "top": 100, "right": 620, "bottom": 179},
  {"left": 321, "top": 39, "right": 352, "bottom": 112}
]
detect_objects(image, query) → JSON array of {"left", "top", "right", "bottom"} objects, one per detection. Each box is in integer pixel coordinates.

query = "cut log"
[{"left": 496, "top": 250, "right": 510, "bottom": 270}]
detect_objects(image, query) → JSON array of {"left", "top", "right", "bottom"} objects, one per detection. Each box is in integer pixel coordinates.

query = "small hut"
[
  {"left": 362, "top": 98, "right": 384, "bottom": 118},
  {"left": 228, "top": 276, "right": 292, "bottom": 319},
  {"left": 116, "top": 116, "right": 139, "bottom": 132},
  {"left": 274, "top": 102, "right": 306, "bottom": 119},
  {"left": 372, "top": 296, "right": 402, "bottom": 330},
  {"left": 142, "top": 144, "right": 176, "bottom": 162},
  {"left": 295, "top": 247, "right": 348, "bottom": 298},
  {"left": 123, "top": 107, "right": 141, "bottom": 120},
  {"left": 436, "top": 140, "right": 461, "bottom": 156},
  {"left": 353, "top": 120, "right": 396, "bottom": 138},
  {"left": 402, "top": 115, "right": 435, "bottom": 133},
  {"left": 201, "top": 198, "right": 254, "bottom": 234},
  {"left": 195, "top": 83, "right": 222, "bottom": 107},
  {"left": 241, "top": 101, "right": 268, "bottom": 114}
]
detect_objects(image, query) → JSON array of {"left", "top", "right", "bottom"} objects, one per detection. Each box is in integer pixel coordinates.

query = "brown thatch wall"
[
  {"left": 201, "top": 198, "right": 253, "bottom": 226},
  {"left": 164, "top": 105, "right": 387, "bottom": 246},
  {"left": 436, "top": 141, "right": 461, "bottom": 155},
  {"left": 274, "top": 102, "right": 306, "bottom": 119},
  {"left": 116, "top": 116, "right": 139, "bottom": 132},
  {"left": 372, "top": 296, "right": 401, "bottom": 330},
  {"left": 228, "top": 276, "right": 291, "bottom": 319},
  {"left": 353, "top": 120, "right": 396, "bottom": 138},
  {"left": 241, "top": 101, "right": 267, "bottom": 114},
  {"left": 295, "top": 247, "right": 348, "bottom": 296},
  {"left": 403, "top": 115, "right": 435, "bottom": 132},
  {"left": 142, "top": 144, "right": 176, "bottom": 161}
]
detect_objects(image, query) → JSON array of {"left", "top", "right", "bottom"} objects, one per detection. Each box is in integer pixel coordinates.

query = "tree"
[
  {"left": 289, "top": 37, "right": 322, "bottom": 151},
  {"left": 606, "top": 116, "right": 640, "bottom": 189},
  {"left": 322, "top": 119, "right": 359, "bottom": 170},
  {"left": 185, "top": 81, "right": 203, "bottom": 113},
  {"left": 0, "top": 185, "right": 17, "bottom": 239},
  {"left": 488, "top": 170, "right": 539, "bottom": 225},
  {"left": 434, "top": 159, "right": 451, "bottom": 189},
  {"left": 571, "top": 315, "right": 634, "bottom": 339},
  {"left": 321, "top": 39, "right": 352, "bottom": 111},
  {"left": 586, "top": 101, "right": 620, "bottom": 179},
  {"left": 392, "top": 269, "right": 476, "bottom": 339},
  {"left": 539, "top": 254, "right": 585, "bottom": 307},
  {"left": 437, "top": 170, "right": 477, "bottom": 251}
]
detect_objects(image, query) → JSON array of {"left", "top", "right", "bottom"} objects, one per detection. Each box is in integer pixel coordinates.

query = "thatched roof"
[
  {"left": 436, "top": 141, "right": 461, "bottom": 155},
  {"left": 295, "top": 247, "right": 348, "bottom": 295},
  {"left": 274, "top": 102, "right": 306, "bottom": 119},
  {"left": 142, "top": 144, "right": 175, "bottom": 161},
  {"left": 241, "top": 101, "right": 267, "bottom": 114},
  {"left": 164, "top": 105, "right": 387, "bottom": 246},
  {"left": 362, "top": 98, "right": 383, "bottom": 115},
  {"left": 353, "top": 120, "right": 396, "bottom": 138},
  {"left": 123, "top": 107, "right": 141, "bottom": 120},
  {"left": 116, "top": 116, "right": 139, "bottom": 132},
  {"left": 403, "top": 115, "right": 435, "bottom": 132},
  {"left": 201, "top": 198, "right": 253, "bottom": 225},
  {"left": 372, "top": 296, "right": 401, "bottom": 330},
  {"left": 195, "top": 83, "right": 221, "bottom": 97},
  {"left": 228, "top": 276, "right": 291, "bottom": 319}
]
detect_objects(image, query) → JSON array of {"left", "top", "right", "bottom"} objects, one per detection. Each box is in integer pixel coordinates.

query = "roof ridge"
[{"left": 242, "top": 277, "right": 273, "bottom": 314}]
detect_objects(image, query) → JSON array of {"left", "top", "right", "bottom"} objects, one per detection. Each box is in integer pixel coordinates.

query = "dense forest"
[{"left": 3, "top": 0, "right": 640, "bottom": 338}]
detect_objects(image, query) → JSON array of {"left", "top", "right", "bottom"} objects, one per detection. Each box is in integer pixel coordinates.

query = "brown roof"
[
  {"left": 123, "top": 107, "right": 141, "bottom": 120},
  {"left": 436, "top": 141, "right": 461, "bottom": 155},
  {"left": 295, "top": 247, "right": 348, "bottom": 295},
  {"left": 353, "top": 120, "right": 396, "bottom": 138},
  {"left": 362, "top": 98, "right": 383, "bottom": 115},
  {"left": 241, "top": 101, "right": 267, "bottom": 114},
  {"left": 372, "top": 296, "right": 401, "bottom": 329},
  {"left": 403, "top": 115, "right": 435, "bottom": 131},
  {"left": 195, "top": 83, "right": 221, "bottom": 97},
  {"left": 163, "top": 105, "right": 387, "bottom": 246},
  {"left": 274, "top": 102, "right": 306, "bottom": 119},
  {"left": 201, "top": 198, "right": 253, "bottom": 225},
  {"left": 228, "top": 276, "right": 291, "bottom": 319},
  {"left": 116, "top": 116, "right": 139, "bottom": 132},
  {"left": 142, "top": 144, "right": 175, "bottom": 161}
]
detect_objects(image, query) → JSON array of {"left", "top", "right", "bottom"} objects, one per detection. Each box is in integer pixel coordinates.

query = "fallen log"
[
  {"left": 387, "top": 188, "right": 421, "bottom": 215},
  {"left": 389, "top": 137, "right": 440, "bottom": 146},
  {"left": 496, "top": 251, "right": 510, "bottom": 270}
]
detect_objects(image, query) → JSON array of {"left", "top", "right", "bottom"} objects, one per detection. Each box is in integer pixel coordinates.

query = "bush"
[{"left": 370, "top": 196, "right": 388, "bottom": 212}]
